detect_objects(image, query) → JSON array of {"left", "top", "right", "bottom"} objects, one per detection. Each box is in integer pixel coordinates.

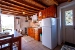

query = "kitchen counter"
[{"left": 28, "top": 27, "right": 42, "bottom": 41}]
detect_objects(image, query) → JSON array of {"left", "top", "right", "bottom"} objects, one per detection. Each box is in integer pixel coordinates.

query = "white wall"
[
  {"left": 0, "top": 8, "right": 30, "bottom": 33},
  {"left": 14, "top": 16, "right": 30, "bottom": 34},
  {"left": 14, "top": 16, "right": 21, "bottom": 30},
  {"left": 32, "top": 13, "right": 37, "bottom": 22},
  {"left": 57, "top": 0, "right": 75, "bottom": 45},
  {"left": 29, "top": 13, "right": 39, "bottom": 27}
]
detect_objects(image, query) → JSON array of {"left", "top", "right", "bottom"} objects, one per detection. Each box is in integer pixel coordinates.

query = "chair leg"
[
  {"left": 0, "top": 45, "right": 2, "bottom": 49},
  {"left": 1, "top": 45, "right": 2, "bottom": 48}
]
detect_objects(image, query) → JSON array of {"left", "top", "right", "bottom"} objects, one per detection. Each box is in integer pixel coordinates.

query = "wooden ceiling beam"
[
  {"left": 1, "top": 8, "right": 21, "bottom": 13},
  {"left": 0, "top": 4, "right": 38, "bottom": 13},
  {"left": 33, "top": 0, "right": 49, "bottom": 7},
  {"left": 1, "top": 7, "right": 38, "bottom": 14},
  {"left": 22, "top": 0, "right": 46, "bottom": 8},
  {"left": 2, "top": 0, "right": 41, "bottom": 11},
  {"left": 2, "top": 12, "right": 25, "bottom": 16},
  {"left": 7, "top": 0, "right": 45, "bottom": 10},
  {"left": 2, "top": 11, "right": 34, "bottom": 16},
  {"left": 0, "top": 4, "right": 38, "bottom": 14},
  {"left": 0, "top": 0, "right": 39, "bottom": 12},
  {"left": 2, "top": 11, "right": 23, "bottom": 15},
  {"left": 2, "top": 10, "right": 36, "bottom": 15},
  {"left": 1, "top": 9, "right": 37, "bottom": 16},
  {"left": 67, "top": 0, "right": 72, "bottom": 2}
]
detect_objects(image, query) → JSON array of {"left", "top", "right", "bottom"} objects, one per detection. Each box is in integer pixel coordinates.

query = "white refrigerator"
[{"left": 42, "top": 18, "right": 57, "bottom": 49}]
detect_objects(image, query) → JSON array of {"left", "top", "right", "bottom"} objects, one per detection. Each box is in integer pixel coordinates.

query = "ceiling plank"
[
  {"left": 1, "top": 9, "right": 37, "bottom": 16},
  {"left": 67, "top": 0, "right": 72, "bottom": 2},
  {"left": 2, "top": 0, "right": 42, "bottom": 11},
  {"left": 33, "top": 0, "right": 49, "bottom": 7},
  {"left": 55, "top": 0, "right": 67, "bottom": 4},
  {"left": 0, "top": 4, "right": 38, "bottom": 14},
  {"left": 0, "top": 0, "right": 39, "bottom": 12},
  {"left": 2, "top": 11, "right": 34, "bottom": 16},
  {"left": 1, "top": 7, "right": 38, "bottom": 14},
  {"left": 8, "top": 0, "right": 46, "bottom": 10},
  {"left": 2, "top": 10, "right": 36, "bottom": 15},
  {"left": 0, "top": 4, "right": 38, "bottom": 13},
  {"left": 22, "top": 0, "right": 46, "bottom": 8}
]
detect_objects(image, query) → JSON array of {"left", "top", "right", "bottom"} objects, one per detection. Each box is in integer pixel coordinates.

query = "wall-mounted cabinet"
[
  {"left": 47, "top": 5, "right": 56, "bottom": 18},
  {"left": 38, "top": 5, "right": 57, "bottom": 21}
]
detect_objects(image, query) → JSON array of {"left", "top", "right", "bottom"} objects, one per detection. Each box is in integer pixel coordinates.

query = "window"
[
  {"left": 1, "top": 14, "right": 14, "bottom": 32},
  {"left": 65, "top": 10, "right": 73, "bottom": 26}
]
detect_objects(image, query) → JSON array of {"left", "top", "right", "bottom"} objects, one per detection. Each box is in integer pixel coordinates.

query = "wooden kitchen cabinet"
[
  {"left": 35, "top": 32, "right": 40, "bottom": 41},
  {"left": 42, "top": 9, "right": 46, "bottom": 19},
  {"left": 28, "top": 27, "right": 42, "bottom": 41},
  {"left": 38, "top": 5, "right": 57, "bottom": 20},
  {"left": 35, "top": 28, "right": 42, "bottom": 41},
  {"left": 45, "top": 5, "right": 56, "bottom": 18},
  {"left": 28, "top": 28, "right": 30, "bottom": 36},
  {"left": 31, "top": 28, "right": 35, "bottom": 38},
  {"left": 28, "top": 28, "right": 35, "bottom": 38},
  {"left": 47, "top": 5, "right": 56, "bottom": 18},
  {"left": 35, "top": 29, "right": 40, "bottom": 41}
]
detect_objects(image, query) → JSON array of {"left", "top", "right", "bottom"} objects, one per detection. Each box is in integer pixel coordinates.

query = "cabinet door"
[
  {"left": 28, "top": 28, "right": 31, "bottom": 36},
  {"left": 29, "top": 28, "right": 32, "bottom": 37},
  {"left": 46, "top": 8, "right": 49, "bottom": 18},
  {"left": 28, "top": 28, "right": 35, "bottom": 38},
  {"left": 38, "top": 10, "right": 43, "bottom": 21},
  {"left": 35, "top": 30, "right": 40, "bottom": 41},
  {"left": 42, "top": 9, "right": 46, "bottom": 19},
  {"left": 45, "top": 9, "right": 48, "bottom": 18},
  {"left": 31, "top": 28, "right": 35, "bottom": 38},
  {"left": 43, "top": 5, "right": 57, "bottom": 18},
  {"left": 48, "top": 5, "right": 56, "bottom": 17},
  {"left": 30, "top": 28, "right": 32, "bottom": 37}
]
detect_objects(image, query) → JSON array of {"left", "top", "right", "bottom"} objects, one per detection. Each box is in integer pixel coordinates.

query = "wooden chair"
[{"left": 0, "top": 34, "right": 14, "bottom": 50}]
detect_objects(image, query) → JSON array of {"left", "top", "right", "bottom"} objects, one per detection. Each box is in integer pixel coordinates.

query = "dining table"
[
  {"left": 10, "top": 30, "right": 23, "bottom": 50},
  {"left": 0, "top": 30, "right": 23, "bottom": 50}
]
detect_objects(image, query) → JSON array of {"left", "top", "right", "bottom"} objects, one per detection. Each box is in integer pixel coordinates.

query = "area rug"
[
  {"left": 61, "top": 45, "right": 75, "bottom": 50},
  {"left": 23, "top": 36, "right": 34, "bottom": 42}
]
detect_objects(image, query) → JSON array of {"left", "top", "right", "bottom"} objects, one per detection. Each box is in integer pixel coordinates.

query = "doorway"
[
  {"left": 1, "top": 14, "right": 14, "bottom": 32},
  {"left": 61, "top": 4, "right": 75, "bottom": 44}
]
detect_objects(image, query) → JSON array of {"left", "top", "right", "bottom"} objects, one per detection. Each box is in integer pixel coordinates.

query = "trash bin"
[{"left": 40, "top": 34, "right": 42, "bottom": 42}]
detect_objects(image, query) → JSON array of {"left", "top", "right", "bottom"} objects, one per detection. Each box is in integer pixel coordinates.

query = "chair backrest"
[{"left": 0, "top": 34, "right": 14, "bottom": 50}]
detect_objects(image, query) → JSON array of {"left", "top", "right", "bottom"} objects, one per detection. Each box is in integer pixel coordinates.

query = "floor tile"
[{"left": 21, "top": 36, "right": 62, "bottom": 50}]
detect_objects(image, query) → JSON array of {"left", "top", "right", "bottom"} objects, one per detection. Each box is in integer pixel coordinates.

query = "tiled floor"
[{"left": 22, "top": 36, "right": 62, "bottom": 50}]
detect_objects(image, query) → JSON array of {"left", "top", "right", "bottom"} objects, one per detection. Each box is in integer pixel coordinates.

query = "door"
[
  {"left": 0, "top": 9, "right": 1, "bottom": 32},
  {"left": 62, "top": 4, "right": 75, "bottom": 44}
]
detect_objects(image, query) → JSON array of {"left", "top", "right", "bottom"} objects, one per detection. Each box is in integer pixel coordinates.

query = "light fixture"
[{"left": 23, "top": 12, "right": 25, "bottom": 14}]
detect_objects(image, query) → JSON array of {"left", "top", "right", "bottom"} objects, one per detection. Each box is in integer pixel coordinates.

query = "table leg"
[{"left": 18, "top": 37, "right": 21, "bottom": 50}]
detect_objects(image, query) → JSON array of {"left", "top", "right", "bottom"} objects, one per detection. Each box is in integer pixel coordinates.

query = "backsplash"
[{"left": 30, "top": 21, "right": 42, "bottom": 28}]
